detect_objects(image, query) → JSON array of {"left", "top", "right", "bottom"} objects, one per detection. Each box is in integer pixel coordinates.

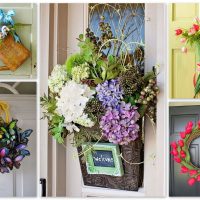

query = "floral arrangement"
[
  {"left": 41, "top": 20, "right": 159, "bottom": 148},
  {"left": 0, "top": 9, "right": 21, "bottom": 43},
  {"left": 175, "top": 17, "right": 200, "bottom": 97},
  {"left": 0, "top": 119, "right": 32, "bottom": 173},
  {"left": 171, "top": 121, "right": 200, "bottom": 186}
]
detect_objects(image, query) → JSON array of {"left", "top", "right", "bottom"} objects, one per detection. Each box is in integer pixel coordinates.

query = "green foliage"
[
  {"left": 124, "top": 94, "right": 140, "bottom": 106},
  {"left": 0, "top": 120, "right": 17, "bottom": 145},
  {"left": 143, "top": 70, "right": 156, "bottom": 83},
  {"left": 182, "top": 31, "right": 200, "bottom": 47},
  {"left": 40, "top": 93, "right": 66, "bottom": 144},
  {"left": 73, "top": 125, "right": 102, "bottom": 148},
  {"left": 194, "top": 74, "right": 200, "bottom": 98},
  {"left": 78, "top": 37, "right": 96, "bottom": 62},
  {"left": 93, "top": 54, "right": 124, "bottom": 82},
  {"left": 65, "top": 53, "right": 84, "bottom": 75}
]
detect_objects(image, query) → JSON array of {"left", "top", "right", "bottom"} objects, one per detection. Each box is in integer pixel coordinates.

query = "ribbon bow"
[
  {"left": 0, "top": 101, "right": 10, "bottom": 123},
  {"left": 0, "top": 9, "right": 15, "bottom": 26},
  {"left": 0, "top": 9, "right": 21, "bottom": 43}
]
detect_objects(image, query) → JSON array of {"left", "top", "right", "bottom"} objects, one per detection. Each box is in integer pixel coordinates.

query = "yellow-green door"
[{"left": 169, "top": 3, "right": 199, "bottom": 98}]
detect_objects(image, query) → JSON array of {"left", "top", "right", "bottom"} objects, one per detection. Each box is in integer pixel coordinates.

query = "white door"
[{"left": 0, "top": 95, "right": 36, "bottom": 197}]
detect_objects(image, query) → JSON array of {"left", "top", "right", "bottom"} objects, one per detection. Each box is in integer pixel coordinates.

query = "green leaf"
[
  {"left": 65, "top": 53, "right": 84, "bottom": 75},
  {"left": 0, "top": 127, "right": 7, "bottom": 133},
  {"left": 108, "top": 55, "right": 115, "bottom": 64},
  {"left": 94, "top": 78, "right": 103, "bottom": 84},
  {"left": 9, "top": 121, "right": 16, "bottom": 129},
  {"left": 79, "top": 34, "right": 83, "bottom": 40},
  {"left": 138, "top": 105, "right": 148, "bottom": 117},
  {"left": 101, "top": 70, "right": 107, "bottom": 80},
  {"left": 194, "top": 74, "right": 200, "bottom": 97}
]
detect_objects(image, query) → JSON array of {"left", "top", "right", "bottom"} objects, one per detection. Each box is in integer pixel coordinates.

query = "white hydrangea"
[
  {"left": 56, "top": 80, "right": 95, "bottom": 133},
  {"left": 71, "top": 63, "right": 90, "bottom": 83},
  {"left": 48, "top": 64, "right": 68, "bottom": 93},
  {"left": 74, "top": 113, "right": 95, "bottom": 128}
]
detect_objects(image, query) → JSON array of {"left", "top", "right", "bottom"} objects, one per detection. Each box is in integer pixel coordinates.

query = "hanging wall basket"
[
  {"left": 0, "top": 34, "right": 30, "bottom": 71},
  {"left": 78, "top": 137, "right": 144, "bottom": 191},
  {"left": 41, "top": 11, "right": 158, "bottom": 192}
]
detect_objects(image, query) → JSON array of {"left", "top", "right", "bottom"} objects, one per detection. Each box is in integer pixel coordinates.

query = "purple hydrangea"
[
  {"left": 100, "top": 101, "right": 140, "bottom": 145},
  {"left": 96, "top": 79, "right": 123, "bottom": 108}
]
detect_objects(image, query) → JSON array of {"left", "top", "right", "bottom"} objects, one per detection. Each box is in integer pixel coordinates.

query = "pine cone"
[{"left": 119, "top": 66, "right": 144, "bottom": 96}]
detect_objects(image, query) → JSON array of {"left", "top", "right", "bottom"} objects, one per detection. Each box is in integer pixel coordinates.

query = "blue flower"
[{"left": 96, "top": 79, "right": 123, "bottom": 108}]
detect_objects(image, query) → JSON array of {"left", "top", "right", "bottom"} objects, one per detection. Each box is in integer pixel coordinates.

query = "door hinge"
[{"left": 40, "top": 178, "right": 46, "bottom": 197}]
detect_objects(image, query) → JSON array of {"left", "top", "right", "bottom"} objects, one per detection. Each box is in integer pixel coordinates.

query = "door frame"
[{"left": 40, "top": 3, "right": 167, "bottom": 197}]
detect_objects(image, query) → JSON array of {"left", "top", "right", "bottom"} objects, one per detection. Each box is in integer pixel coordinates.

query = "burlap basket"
[{"left": 0, "top": 34, "right": 30, "bottom": 71}]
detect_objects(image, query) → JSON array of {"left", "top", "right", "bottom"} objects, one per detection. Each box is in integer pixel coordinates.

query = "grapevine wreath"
[
  {"left": 171, "top": 121, "right": 200, "bottom": 186},
  {"left": 0, "top": 101, "right": 33, "bottom": 173}
]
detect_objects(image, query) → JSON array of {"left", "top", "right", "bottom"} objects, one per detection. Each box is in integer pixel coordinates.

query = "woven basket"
[
  {"left": 77, "top": 134, "right": 144, "bottom": 191},
  {"left": 0, "top": 34, "right": 30, "bottom": 71}
]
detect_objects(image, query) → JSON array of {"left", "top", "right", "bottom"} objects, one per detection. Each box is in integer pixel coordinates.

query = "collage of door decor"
[{"left": 0, "top": 2, "right": 200, "bottom": 199}]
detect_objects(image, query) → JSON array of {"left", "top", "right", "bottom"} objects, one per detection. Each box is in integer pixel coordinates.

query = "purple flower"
[
  {"left": 100, "top": 101, "right": 140, "bottom": 145},
  {"left": 96, "top": 79, "right": 123, "bottom": 108}
]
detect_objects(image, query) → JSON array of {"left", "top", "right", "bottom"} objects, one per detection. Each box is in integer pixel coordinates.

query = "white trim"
[
  {"left": 144, "top": 3, "right": 166, "bottom": 197},
  {"left": 155, "top": 3, "right": 167, "bottom": 197},
  {"left": 81, "top": 186, "right": 145, "bottom": 197},
  {"left": 51, "top": 3, "right": 58, "bottom": 197},
  {"left": 39, "top": 3, "right": 50, "bottom": 196},
  {"left": 0, "top": 83, "right": 19, "bottom": 94}
]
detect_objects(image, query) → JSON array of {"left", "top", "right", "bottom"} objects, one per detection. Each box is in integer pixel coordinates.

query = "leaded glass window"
[{"left": 88, "top": 3, "right": 145, "bottom": 72}]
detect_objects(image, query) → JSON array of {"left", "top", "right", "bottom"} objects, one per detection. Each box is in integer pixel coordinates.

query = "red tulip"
[
  {"left": 188, "top": 178, "right": 196, "bottom": 186},
  {"left": 187, "top": 121, "right": 193, "bottom": 127},
  {"left": 198, "top": 121, "right": 200, "bottom": 129},
  {"left": 181, "top": 166, "right": 188, "bottom": 173},
  {"left": 193, "top": 24, "right": 199, "bottom": 31},
  {"left": 174, "top": 157, "right": 181, "bottom": 163},
  {"left": 197, "top": 175, "right": 200, "bottom": 181},
  {"left": 171, "top": 149, "right": 178, "bottom": 156},
  {"left": 178, "top": 140, "right": 184, "bottom": 147},
  {"left": 180, "top": 150, "right": 186, "bottom": 158},
  {"left": 170, "top": 141, "right": 177, "bottom": 149},
  {"left": 188, "top": 27, "right": 196, "bottom": 35},
  {"left": 175, "top": 29, "right": 183, "bottom": 35},
  {"left": 180, "top": 132, "right": 186, "bottom": 139},
  {"left": 190, "top": 170, "right": 198, "bottom": 176},
  {"left": 185, "top": 127, "right": 192, "bottom": 134}
]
